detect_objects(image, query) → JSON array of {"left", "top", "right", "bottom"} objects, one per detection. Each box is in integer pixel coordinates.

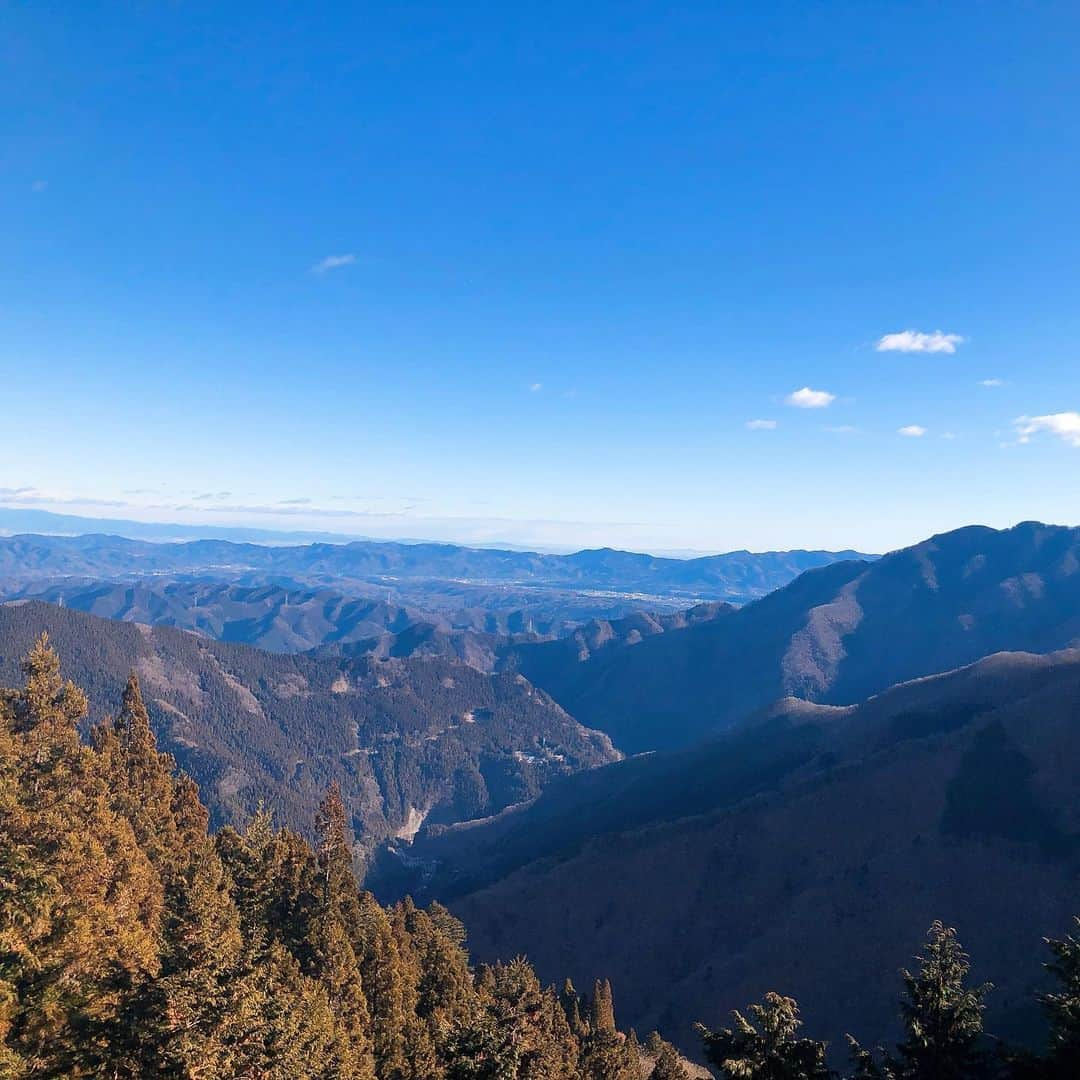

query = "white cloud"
[
  {"left": 312, "top": 253, "right": 356, "bottom": 274},
  {"left": 898, "top": 425, "right": 927, "bottom": 437},
  {"left": 1015, "top": 412, "right": 1080, "bottom": 448},
  {"left": 745, "top": 418, "right": 777, "bottom": 430},
  {"left": 979, "top": 378, "right": 1004, "bottom": 387},
  {"left": 785, "top": 387, "right": 835, "bottom": 409},
  {"left": 528, "top": 382, "right": 543, "bottom": 393},
  {"left": 876, "top": 330, "right": 965, "bottom": 354}
]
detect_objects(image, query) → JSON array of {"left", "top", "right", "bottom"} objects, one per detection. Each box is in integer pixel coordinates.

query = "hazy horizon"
[{"left": 0, "top": 503, "right": 883, "bottom": 559}]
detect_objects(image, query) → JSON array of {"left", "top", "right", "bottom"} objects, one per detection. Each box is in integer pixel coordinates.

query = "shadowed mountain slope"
[
  {"left": 500, "top": 601, "right": 735, "bottom": 694},
  {"left": 518, "top": 522, "right": 1080, "bottom": 752},
  {"left": 405, "top": 648, "right": 1080, "bottom": 1061}
]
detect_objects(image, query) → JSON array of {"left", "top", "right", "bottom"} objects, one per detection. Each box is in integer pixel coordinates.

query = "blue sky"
[{"left": 3, "top": 2, "right": 1079, "bottom": 554}]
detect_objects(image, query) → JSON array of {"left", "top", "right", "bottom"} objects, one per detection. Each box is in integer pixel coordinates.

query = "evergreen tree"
[
  {"left": 645, "top": 1032, "right": 692, "bottom": 1080},
  {"left": 697, "top": 992, "right": 833, "bottom": 1080},
  {"left": 896, "top": 922, "right": 991, "bottom": 1079},
  {"left": 442, "top": 1003, "right": 519, "bottom": 1080},
  {"left": 849, "top": 921, "right": 992, "bottom": 1080},
  {"left": 92, "top": 672, "right": 198, "bottom": 881},
  {"left": 580, "top": 976, "right": 642, "bottom": 1079},
  {"left": 354, "top": 891, "right": 411, "bottom": 1078},
  {"left": 479, "top": 957, "right": 580, "bottom": 1078},
  {"left": 590, "top": 978, "right": 618, "bottom": 1035},
  {"left": 299, "top": 910, "right": 377, "bottom": 1079},
  {"left": 0, "top": 636, "right": 162, "bottom": 1076},
  {"left": 316, "top": 782, "right": 355, "bottom": 901},
  {"left": 561, "top": 978, "right": 586, "bottom": 1036},
  {"left": 153, "top": 850, "right": 249, "bottom": 1076},
  {"left": 1024, "top": 916, "right": 1080, "bottom": 1079}
]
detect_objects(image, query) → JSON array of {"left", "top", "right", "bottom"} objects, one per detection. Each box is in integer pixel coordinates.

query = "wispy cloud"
[
  {"left": 528, "top": 382, "right": 543, "bottom": 393},
  {"left": 979, "top": 378, "right": 1004, "bottom": 387},
  {"left": 193, "top": 491, "right": 232, "bottom": 501},
  {"left": 1015, "top": 412, "right": 1080, "bottom": 448},
  {"left": 941, "top": 432, "right": 957, "bottom": 440},
  {"left": 876, "top": 330, "right": 964, "bottom": 354},
  {"left": 745, "top": 418, "right": 777, "bottom": 430},
  {"left": 311, "top": 253, "right": 356, "bottom": 274},
  {"left": 898, "top": 425, "right": 927, "bottom": 437},
  {"left": 278, "top": 497, "right": 311, "bottom": 506},
  {"left": 0, "top": 487, "right": 131, "bottom": 509},
  {"left": 785, "top": 387, "right": 835, "bottom": 409}
]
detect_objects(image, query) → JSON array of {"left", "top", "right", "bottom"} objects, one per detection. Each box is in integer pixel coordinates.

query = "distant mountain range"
[
  {"left": 2, "top": 579, "right": 557, "bottom": 659},
  {"left": 2, "top": 576, "right": 738, "bottom": 674},
  {"left": 0, "top": 530, "right": 872, "bottom": 606}
]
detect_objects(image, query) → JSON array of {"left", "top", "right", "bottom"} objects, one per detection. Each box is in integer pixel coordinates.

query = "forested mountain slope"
[
  {"left": 0, "top": 638, "right": 689, "bottom": 1078},
  {"left": 521, "top": 521, "right": 1080, "bottom": 752},
  {"left": 417, "top": 648, "right": 1080, "bottom": 1059},
  {"left": 0, "top": 601, "right": 617, "bottom": 851}
]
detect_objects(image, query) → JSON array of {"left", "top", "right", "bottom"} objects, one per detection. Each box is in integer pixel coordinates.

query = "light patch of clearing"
[
  {"left": 153, "top": 699, "right": 199, "bottom": 747},
  {"left": 136, "top": 653, "right": 207, "bottom": 705},
  {"left": 274, "top": 673, "right": 310, "bottom": 698},
  {"left": 331, "top": 673, "right": 350, "bottom": 694},
  {"left": 394, "top": 805, "right": 428, "bottom": 843},
  {"left": 914, "top": 546, "right": 939, "bottom": 589},
  {"left": 217, "top": 766, "right": 253, "bottom": 800},
  {"left": 781, "top": 576, "right": 865, "bottom": 697},
  {"left": 203, "top": 652, "right": 264, "bottom": 718}
]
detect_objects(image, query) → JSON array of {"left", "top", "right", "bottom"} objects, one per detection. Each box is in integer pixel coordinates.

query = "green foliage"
[
  {"left": 1028, "top": 917, "right": 1080, "bottom": 1078},
  {"left": 649, "top": 1040, "right": 692, "bottom": 1080},
  {"left": 697, "top": 992, "right": 833, "bottom": 1080},
  {"left": 848, "top": 921, "right": 992, "bottom": 1080},
  {"left": 0, "top": 635, "right": 162, "bottom": 1076},
  {"left": 895, "top": 922, "right": 992, "bottom": 1079}
]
